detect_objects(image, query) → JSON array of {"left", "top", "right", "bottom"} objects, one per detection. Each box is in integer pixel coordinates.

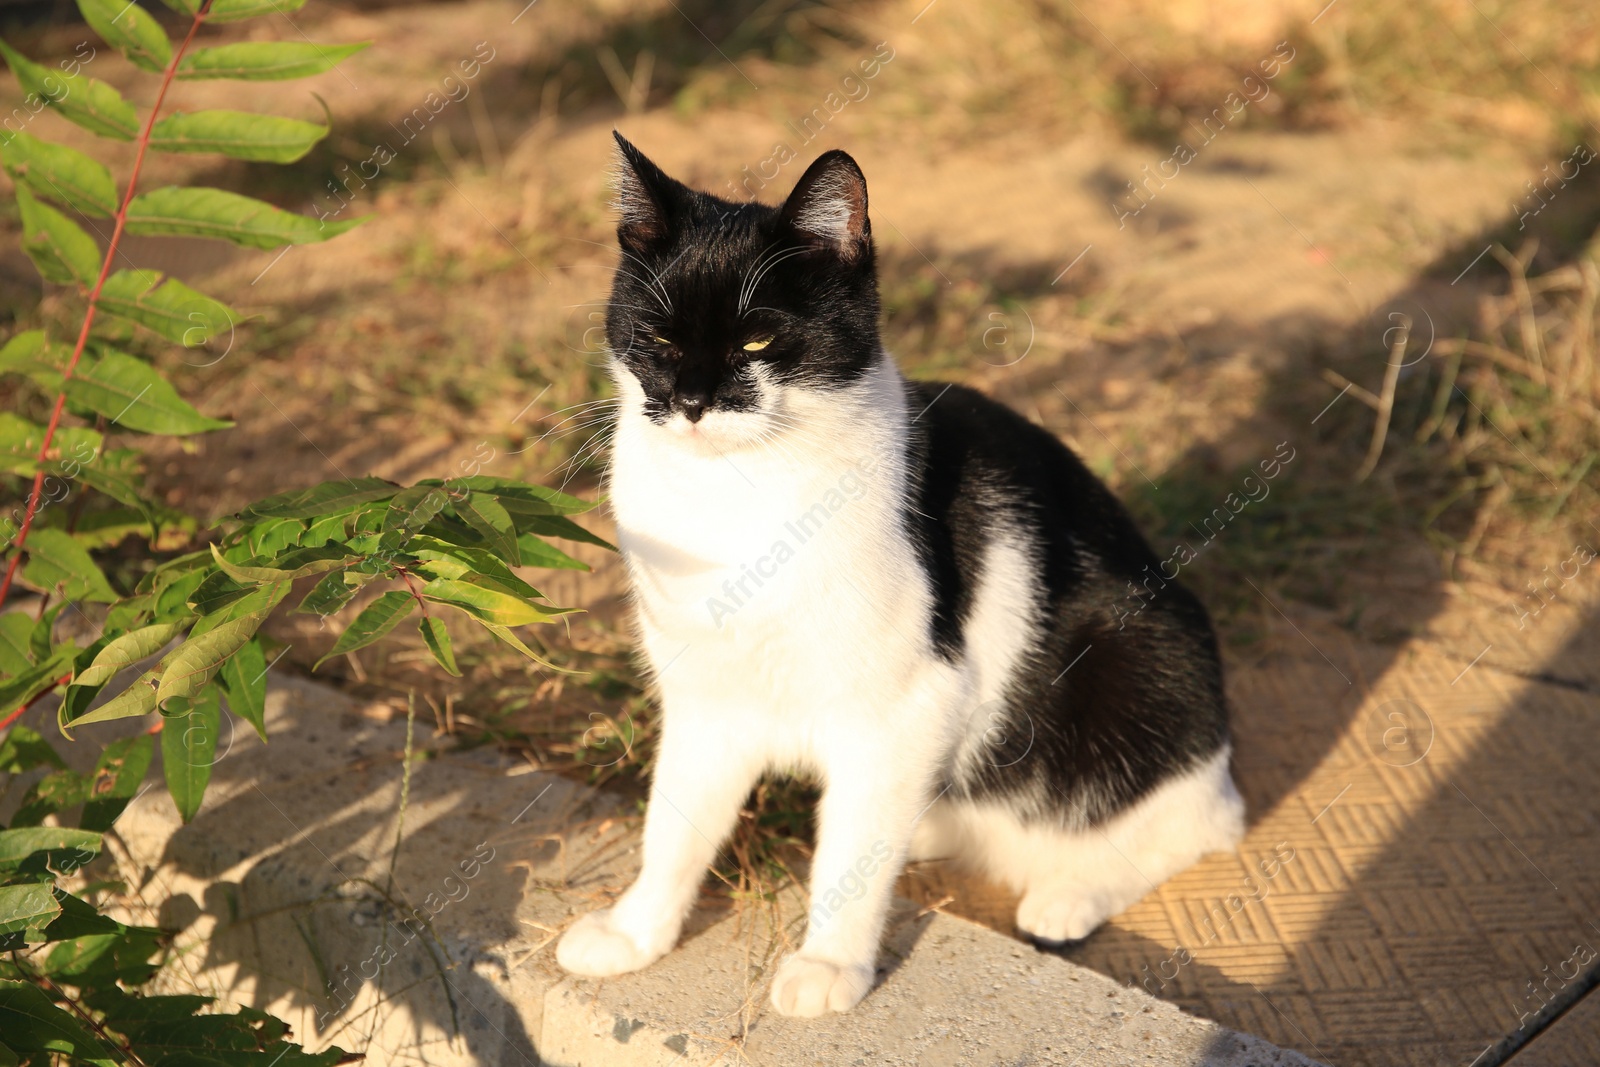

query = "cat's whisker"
[
  {"left": 741, "top": 246, "right": 811, "bottom": 314},
  {"left": 737, "top": 238, "right": 787, "bottom": 314},
  {"left": 533, "top": 405, "right": 621, "bottom": 446}
]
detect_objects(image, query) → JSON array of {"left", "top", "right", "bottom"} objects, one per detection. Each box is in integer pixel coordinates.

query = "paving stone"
[{"left": 105, "top": 674, "right": 1325, "bottom": 1066}]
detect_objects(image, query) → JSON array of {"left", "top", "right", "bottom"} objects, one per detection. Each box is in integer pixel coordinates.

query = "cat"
[{"left": 554, "top": 133, "right": 1245, "bottom": 1017}]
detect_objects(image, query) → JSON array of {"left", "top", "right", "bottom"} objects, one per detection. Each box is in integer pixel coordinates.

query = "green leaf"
[
  {"left": 209, "top": 542, "right": 353, "bottom": 583},
  {"left": 0, "top": 407, "right": 106, "bottom": 483},
  {"left": 160, "top": 0, "right": 310, "bottom": 22},
  {"left": 161, "top": 686, "right": 218, "bottom": 823},
  {"left": 185, "top": 571, "right": 251, "bottom": 620},
  {"left": 0, "top": 612, "right": 35, "bottom": 675},
  {"left": 0, "top": 827, "right": 101, "bottom": 865},
  {"left": 21, "top": 529, "right": 116, "bottom": 602},
  {"left": 98, "top": 270, "right": 235, "bottom": 348},
  {"left": 0, "top": 39, "right": 138, "bottom": 140},
  {"left": 240, "top": 476, "right": 397, "bottom": 520},
  {"left": 438, "top": 475, "right": 598, "bottom": 515},
  {"left": 0, "top": 980, "right": 117, "bottom": 1066},
  {"left": 73, "top": 470, "right": 162, "bottom": 535},
  {"left": 216, "top": 637, "right": 267, "bottom": 741},
  {"left": 35, "top": 889, "right": 122, "bottom": 940},
  {"left": 0, "top": 131, "right": 118, "bottom": 216},
  {"left": 68, "top": 349, "right": 232, "bottom": 434},
  {"left": 420, "top": 575, "right": 558, "bottom": 627},
  {"left": 80, "top": 734, "right": 155, "bottom": 832},
  {"left": 61, "top": 674, "right": 157, "bottom": 731},
  {"left": 191, "top": 577, "right": 287, "bottom": 634},
  {"left": 179, "top": 40, "right": 370, "bottom": 80},
  {"left": 11, "top": 770, "right": 89, "bottom": 828},
  {"left": 314, "top": 590, "right": 413, "bottom": 669},
  {"left": 0, "top": 885, "right": 61, "bottom": 941},
  {"left": 295, "top": 569, "right": 367, "bottom": 617},
  {"left": 520, "top": 513, "right": 615, "bottom": 550},
  {"left": 28, "top": 607, "right": 60, "bottom": 663},
  {"left": 72, "top": 623, "right": 181, "bottom": 690},
  {"left": 474, "top": 620, "right": 568, "bottom": 670},
  {"left": 156, "top": 604, "right": 274, "bottom": 706},
  {"left": 410, "top": 539, "right": 541, "bottom": 598},
  {"left": 15, "top": 186, "right": 101, "bottom": 287},
  {"left": 40, "top": 923, "right": 161, "bottom": 986},
  {"left": 246, "top": 517, "right": 304, "bottom": 557},
  {"left": 516, "top": 532, "right": 588, "bottom": 571},
  {"left": 148, "top": 110, "right": 329, "bottom": 163},
  {"left": 77, "top": 0, "right": 171, "bottom": 72},
  {"left": 0, "top": 725, "right": 64, "bottom": 774},
  {"left": 452, "top": 492, "right": 521, "bottom": 566},
  {"left": 383, "top": 485, "right": 449, "bottom": 535},
  {"left": 126, "top": 185, "right": 366, "bottom": 250},
  {"left": 0, "top": 330, "right": 66, "bottom": 395},
  {"left": 418, "top": 617, "right": 461, "bottom": 677},
  {"left": 0, "top": 653, "right": 68, "bottom": 716}
]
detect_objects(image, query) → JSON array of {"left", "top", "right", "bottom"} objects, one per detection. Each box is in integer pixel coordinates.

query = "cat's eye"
[
  {"left": 742, "top": 336, "right": 773, "bottom": 352},
  {"left": 651, "top": 335, "right": 671, "bottom": 346}
]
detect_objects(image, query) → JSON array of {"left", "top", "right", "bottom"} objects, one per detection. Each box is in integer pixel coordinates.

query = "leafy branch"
[{"left": 0, "top": 3, "right": 607, "bottom": 1062}]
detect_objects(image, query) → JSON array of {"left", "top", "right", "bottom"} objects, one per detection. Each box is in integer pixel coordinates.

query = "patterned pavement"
[{"left": 900, "top": 594, "right": 1600, "bottom": 1066}]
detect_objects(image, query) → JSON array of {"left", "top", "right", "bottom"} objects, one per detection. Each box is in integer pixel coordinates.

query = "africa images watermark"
[
  {"left": 723, "top": 41, "right": 896, "bottom": 202},
  {"left": 1112, "top": 441, "right": 1297, "bottom": 630},
  {"left": 1512, "top": 142, "right": 1594, "bottom": 231},
  {"left": 1, "top": 41, "right": 96, "bottom": 144},
  {"left": 0, "top": 433, "right": 98, "bottom": 551},
  {"left": 1111, "top": 39, "right": 1297, "bottom": 229},
  {"left": 806, "top": 839, "right": 895, "bottom": 932},
  {"left": 1501, "top": 541, "right": 1595, "bottom": 631},
  {"left": 315, "top": 840, "right": 497, "bottom": 1028},
  {"left": 313, "top": 41, "right": 498, "bottom": 227},
  {"left": 1138, "top": 839, "right": 1296, "bottom": 996},
  {"left": 704, "top": 455, "right": 881, "bottom": 627}
]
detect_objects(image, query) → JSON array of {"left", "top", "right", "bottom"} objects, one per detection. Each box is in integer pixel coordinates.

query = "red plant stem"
[
  {"left": 398, "top": 569, "right": 432, "bottom": 616},
  {"left": 0, "top": 0, "right": 216, "bottom": 611},
  {"left": 0, "top": 673, "right": 72, "bottom": 731}
]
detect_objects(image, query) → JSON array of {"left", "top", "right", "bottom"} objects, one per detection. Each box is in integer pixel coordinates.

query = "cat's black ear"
[
  {"left": 779, "top": 150, "right": 871, "bottom": 261},
  {"left": 612, "top": 131, "right": 683, "bottom": 249}
]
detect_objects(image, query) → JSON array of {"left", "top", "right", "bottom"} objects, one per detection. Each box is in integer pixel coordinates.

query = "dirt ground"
[{"left": 3, "top": 0, "right": 1599, "bottom": 1063}]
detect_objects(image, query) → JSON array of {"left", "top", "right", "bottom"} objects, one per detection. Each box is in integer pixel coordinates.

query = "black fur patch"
[{"left": 904, "top": 381, "right": 1230, "bottom": 827}]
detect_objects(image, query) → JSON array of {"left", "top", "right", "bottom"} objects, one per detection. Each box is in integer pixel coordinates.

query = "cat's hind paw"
[
  {"left": 556, "top": 909, "right": 665, "bottom": 977},
  {"left": 769, "top": 954, "right": 874, "bottom": 1016},
  {"left": 1015, "top": 887, "right": 1112, "bottom": 946}
]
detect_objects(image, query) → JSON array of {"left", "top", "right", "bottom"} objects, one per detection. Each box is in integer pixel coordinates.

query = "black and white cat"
[{"left": 555, "top": 134, "right": 1245, "bottom": 1017}]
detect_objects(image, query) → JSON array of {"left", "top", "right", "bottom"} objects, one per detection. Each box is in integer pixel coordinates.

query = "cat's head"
[{"left": 605, "top": 133, "right": 881, "bottom": 447}]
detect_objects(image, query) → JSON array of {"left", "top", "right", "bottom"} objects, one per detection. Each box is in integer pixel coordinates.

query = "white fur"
[
  {"left": 555, "top": 351, "right": 1244, "bottom": 1013},
  {"left": 910, "top": 747, "right": 1244, "bottom": 942},
  {"left": 792, "top": 168, "right": 860, "bottom": 245}
]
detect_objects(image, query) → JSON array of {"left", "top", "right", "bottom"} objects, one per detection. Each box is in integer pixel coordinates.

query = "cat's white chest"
[
  {"left": 609, "top": 416, "right": 894, "bottom": 635},
  {"left": 603, "top": 357, "right": 931, "bottom": 719}
]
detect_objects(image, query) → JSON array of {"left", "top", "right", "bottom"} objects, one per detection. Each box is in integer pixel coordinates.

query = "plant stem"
[
  {"left": 0, "top": 672, "right": 72, "bottom": 731},
  {"left": 398, "top": 568, "right": 432, "bottom": 616},
  {"left": 0, "top": 0, "right": 216, "bottom": 611}
]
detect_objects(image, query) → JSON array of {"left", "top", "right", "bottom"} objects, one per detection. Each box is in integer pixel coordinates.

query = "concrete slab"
[{"left": 99, "top": 674, "right": 1325, "bottom": 1067}]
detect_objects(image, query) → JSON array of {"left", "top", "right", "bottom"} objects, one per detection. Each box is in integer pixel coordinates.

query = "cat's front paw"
[
  {"left": 556, "top": 909, "right": 667, "bottom": 977},
  {"left": 769, "top": 954, "right": 874, "bottom": 1016}
]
